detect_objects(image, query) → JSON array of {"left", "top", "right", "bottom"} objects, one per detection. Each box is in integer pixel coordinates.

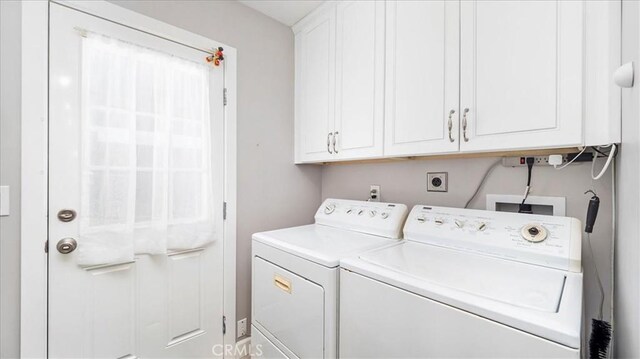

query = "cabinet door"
[
  {"left": 459, "top": 1, "right": 583, "bottom": 152},
  {"left": 295, "top": 5, "right": 336, "bottom": 163},
  {"left": 384, "top": 1, "right": 460, "bottom": 157},
  {"left": 333, "top": 1, "right": 385, "bottom": 160}
]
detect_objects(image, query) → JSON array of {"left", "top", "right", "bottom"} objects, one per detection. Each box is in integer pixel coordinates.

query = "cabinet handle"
[
  {"left": 333, "top": 131, "right": 339, "bottom": 153},
  {"left": 448, "top": 109, "right": 456, "bottom": 142},
  {"left": 462, "top": 108, "right": 470, "bottom": 142},
  {"left": 327, "top": 132, "right": 333, "bottom": 154}
]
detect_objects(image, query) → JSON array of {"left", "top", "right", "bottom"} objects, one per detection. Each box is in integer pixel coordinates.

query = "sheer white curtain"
[{"left": 78, "top": 33, "right": 216, "bottom": 266}]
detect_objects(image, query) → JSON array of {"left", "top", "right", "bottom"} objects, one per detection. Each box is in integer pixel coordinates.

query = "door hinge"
[
  {"left": 222, "top": 315, "right": 227, "bottom": 335},
  {"left": 44, "top": 239, "right": 49, "bottom": 253},
  {"left": 223, "top": 88, "right": 228, "bottom": 106},
  {"left": 223, "top": 202, "right": 227, "bottom": 220}
]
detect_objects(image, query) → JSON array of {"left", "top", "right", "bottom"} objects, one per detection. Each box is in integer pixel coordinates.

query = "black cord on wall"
[{"left": 518, "top": 157, "right": 535, "bottom": 213}]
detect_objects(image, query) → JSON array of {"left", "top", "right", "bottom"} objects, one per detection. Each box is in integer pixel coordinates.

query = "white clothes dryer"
[{"left": 251, "top": 199, "right": 408, "bottom": 358}]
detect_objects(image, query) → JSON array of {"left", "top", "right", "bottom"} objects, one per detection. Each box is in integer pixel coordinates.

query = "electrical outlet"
[
  {"left": 427, "top": 172, "right": 448, "bottom": 192},
  {"left": 237, "top": 318, "right": 247, "bottom": 338},
  {"left": 501, "top": 156, "right": 551, "bottom": 167},
  {"left": 0, "top": 186, "right": 9, "bottom": 216},
  {"left": 369, "top": 185, "right": 380, "bottom": 202},
  {"left": 503, "top": 153, "right": 591, "bottom": 167}
]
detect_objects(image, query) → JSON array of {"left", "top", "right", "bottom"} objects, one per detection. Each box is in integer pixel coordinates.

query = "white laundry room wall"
[
  {"left": 322, "top": 156, "right": 615, "bottom": 349},
  {"left": 2, "top": 1, "right": 637, "bottom": 356},
  {"left": 0, "top": 1, "right": 22, "bottom": 357}
]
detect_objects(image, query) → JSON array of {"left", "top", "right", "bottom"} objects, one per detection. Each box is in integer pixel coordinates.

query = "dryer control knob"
[
  {"left": 324, "top": 204, "right": 336, "bottom": 215},
  {"left": 417, "top": 215, "right": 426, "bottom": 223},
  {"left": 477, "top": 222, "right": 487, "bottom": 231},
  {"left": 434, "top": 218, "right": 444, "bottom": 225},
  {"left": 380, "top": 212, "right": 389, "bottom": 219},
  {"left": 368, "top": 210, "right": 377, "bottom": 217},
  {"left": 455, "top": 219, "right": 465, "bottom": 228}
]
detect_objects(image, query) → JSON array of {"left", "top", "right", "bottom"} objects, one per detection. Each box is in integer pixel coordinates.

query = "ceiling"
[{"left": 238, "top": 0, "right": 325, "bottom": 27}]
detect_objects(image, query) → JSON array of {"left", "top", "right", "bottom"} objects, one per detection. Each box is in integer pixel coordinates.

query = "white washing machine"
[
  {"left": 251, "top": 199, "right": 409, "bottom": 358},
  {"left": 340, "top": 205, "right": 583, "bottom": 358}
]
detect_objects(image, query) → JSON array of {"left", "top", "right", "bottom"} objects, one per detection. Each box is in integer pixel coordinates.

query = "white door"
[
  {"left": 459, "top": 0, "right": 583, "bottom": 152},
  {"left": 48, "top": 4, "right": 225, "bottom": 358},
  {"left": 334, "top": 0, "right": 385, "bottom": 160},
  {"left": 295, "top": 5, "right": 336, "bottom": 163},
  {"left": 384, "top": 1, "right": 460, "bottom": 157}
]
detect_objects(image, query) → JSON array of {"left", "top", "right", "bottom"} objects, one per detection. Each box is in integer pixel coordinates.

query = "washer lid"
[
  {"left": 359, "top": 241, "right": 565, "bottom": 312},
  {"left": 253, "top": 224, "right": 400, "bottom": 268}
]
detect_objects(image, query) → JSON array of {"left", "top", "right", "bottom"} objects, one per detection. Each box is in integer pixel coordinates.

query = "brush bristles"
[{"left": 589, "top": 319, "right": 612, "bottom": 359}]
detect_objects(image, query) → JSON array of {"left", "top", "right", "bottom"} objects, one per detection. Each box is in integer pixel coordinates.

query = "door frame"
[{"left": 20, "top": 1, "right": 237, "bottom": 357}]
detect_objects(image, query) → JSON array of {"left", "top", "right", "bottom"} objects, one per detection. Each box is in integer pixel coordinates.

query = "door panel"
[
  {"left": 384, "top": 1, "right": 460, "bottom": 156},
  {"left": 295, "top": 7, "right": 336, "bottom": 162},
  {"left": 474, "top": 1, "right": 557, "bottom": 135},
  {"left": 85, "top": 262, "right": 137, "bottom": 358},
  {"left": 334, "top": 0, "right": 385, "bottom": 160},
  {"left": 49, "top": 4, "right": 225, "bottom": 357},
  {"left": 167, "top": 249, "right": 205, "bottom": 345},
  {"left": 459, "top": 0, "right": 583, "bottom": 152}
]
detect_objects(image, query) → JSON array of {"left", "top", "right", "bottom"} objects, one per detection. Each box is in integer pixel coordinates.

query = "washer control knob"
[
  {"left": 521, "top": 224, "right": 548, "bottom": 243},
  {"left": 380, "top": 212, "right": 389, "bottom": 219},
  {"left": 346, "top": 209, "right": 353, "bottom": 214},
  {"left": 324, "top": 204, "right": 336, "bottom": 215},
  {"left": 358, "top": 210, "right": 364, "bottom": 216},
  {"left": 417, "top": 215, "right": 426, "bottom": 223},
  {"left": 477, "top": 222, "right": 487, "bottom": 231},
  {"left": 434, "top": 218, "right": 444, "bottom": 225},
  {"left": 368, "top": 210, "right": 377, "bottom": 217},
  {"left": 454, "top": 219, "right": 464, "bottom": 228}
]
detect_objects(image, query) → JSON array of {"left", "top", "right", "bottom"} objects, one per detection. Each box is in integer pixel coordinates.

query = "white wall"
[
  {"left": 323, "top": 156, "right": 615, "bottom": 346},
  {"left": 0, "top": 1, "right": 22, "bottom": 357},
  {"left": 615, "top": 0, "right": 640, "bottom": 356}
]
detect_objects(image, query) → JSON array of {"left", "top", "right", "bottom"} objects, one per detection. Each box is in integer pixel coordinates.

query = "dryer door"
[{"left": 253, "top": 257, "right": 324, "bottom": 358}]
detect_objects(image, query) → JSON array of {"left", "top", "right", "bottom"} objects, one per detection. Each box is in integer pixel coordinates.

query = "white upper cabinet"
[
  {"left": 294, "top": 0, "right": 620, "bottom": 163},
  {"left": 458, "top": 1, "right": 584, "bottom": 152},
  {"left": 334, "top": 1, "right": 385, "bottom": 160},
  {"left": 294, "top": 5, "right": 336, "bottom": 163},
  {"left": 384, "top": 1, "right": 460, "bottom": 157}
]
